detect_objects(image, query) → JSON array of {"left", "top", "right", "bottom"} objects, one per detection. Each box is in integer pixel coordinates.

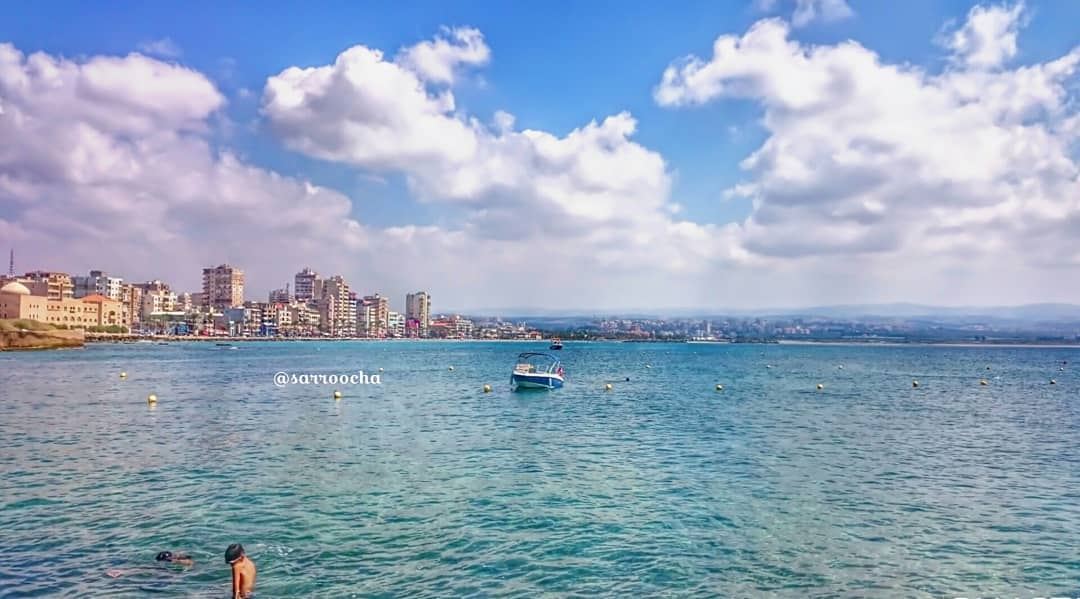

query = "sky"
[{"left": 0, "top": 0, "right": 1078, "bottom": 312}]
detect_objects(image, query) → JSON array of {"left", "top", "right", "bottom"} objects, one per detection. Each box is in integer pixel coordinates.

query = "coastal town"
[
  {"left": 3, "top": 252, "right": 1079, "bottom": 345},
  {"left": 0, "top": 252, "right": 524, "bottom": 339}
]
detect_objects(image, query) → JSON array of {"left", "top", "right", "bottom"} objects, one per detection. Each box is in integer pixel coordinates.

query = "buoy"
[
  {"left": 1061, "top": 367, "right": 1066, "bottom": 372},
  {"left": 715, "top": 384, "right": 723, "bottom": 391},
  {"left": 483, "top": 384, "right": 492, "bottom": 393},
  {"left": 766, "top": 364, "right": 773, "bottom": 369},
  {"left": 120, "top": 372, "right": 127, "bottom": 379},
  {"left": 333, "top": 390, "right": 342, "bottom": 400},
  {"left": 605, "top": 383, "right": 613, "bottom": 391},
  {"left": 980, "top": 379, "right": 988, "bottom": 386},
  {"left": 816, "top": 384, "right": 824, "bottom": 390},
  {"left": 912, "top": 380, "right": 919, "bottom": 388},
  {"left": 1050, "top": 379, "right": 1057, "bottom": 385},
  {"left": 986, "top": 366, "right": 991, "bottom": 371},
  {"left": 378, "top": 367, "right": 384, "bottom": 372},
  {"left": 448, "top": 366, "right": 454, "bottom": 371},
  {"left": 645, "top": 364, "right": 652, "bottom": 369},
  {"left": 147, "top": 394, "right": 157, "bottom": 404},
  {"left": 838, "top": 365, "right": 844, "bottom": 370}
]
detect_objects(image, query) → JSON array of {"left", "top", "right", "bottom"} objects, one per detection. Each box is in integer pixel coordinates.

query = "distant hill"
[{"left": 455, "top": 303, "right": 1080, "bottom": 324}]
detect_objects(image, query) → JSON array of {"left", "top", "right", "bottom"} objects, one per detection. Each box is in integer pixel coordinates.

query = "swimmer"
[
  {"left": 226, "top": 543, "right": 256, "bottom": 599},
  {"left": 157, "top": 551, "right": 194, "bottom": 567},
  {"left": 105, "top": 551, "right": 193, "bottom": 578}
]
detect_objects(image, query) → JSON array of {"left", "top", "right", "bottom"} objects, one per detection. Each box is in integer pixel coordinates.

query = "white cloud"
[
  {"left": 654, "top": 6, "right": 1080, "bottom": 303},
  {"left": 0, "top": 43, "right": 368, "bottom": 294},
  {"left": 792, "top": 0, "right": 854, "bottom": 27},
  {"left": 396, "top": 26, "right": 490, "bottom": 84},
  {"left": 756, "top": 0, "right": 854, "bottom": 28},
  {"left": 137, "top": 37, "right": 182, "bottom": 59},
  {"left": 943, "top": 2, "right": 1025, "bottom": 69},
  {"left": 261, "top": 31, "right": 733, "bottom": 272}
]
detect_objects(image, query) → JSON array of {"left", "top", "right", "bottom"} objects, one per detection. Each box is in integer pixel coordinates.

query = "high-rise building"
[
  {"left": 405, "top": 291, "right": 431, "bottom": 337},
  {"left": 23, "top": 271, "right": 74, "bottom": 300},
  {"left": 73, "top": 270, "right": 123, "bottom": 301},
  {"left": 387, "top": 311, "right": 405, "bottom": 337},
  {"left": 294, "top": 268, "right": 321, "bottom": 302},
  {"left": 269, "top": 284, "right": 291, "bottom": 304},
  {"left": 202, "top": 264, "right": 244, "bottom": 311},
  {"left": 359, "top": 293, "right": 390, "bottom": 337},
  {"left": 320, "top": 275, "right": 355, "bottom": 336}
]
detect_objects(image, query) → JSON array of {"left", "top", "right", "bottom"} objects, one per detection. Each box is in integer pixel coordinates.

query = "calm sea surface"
[{"left": 1, "top": 341, "right": 1078, "bottom": 597}]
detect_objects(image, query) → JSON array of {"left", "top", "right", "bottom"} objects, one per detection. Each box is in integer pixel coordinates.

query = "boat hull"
[{"left": 511, "top": 372, "right": 564, "bottom": 390}]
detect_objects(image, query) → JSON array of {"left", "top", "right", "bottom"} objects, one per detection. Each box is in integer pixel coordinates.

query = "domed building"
[{"left": 0, "top": 280, "right": 46, "bottom": 321}]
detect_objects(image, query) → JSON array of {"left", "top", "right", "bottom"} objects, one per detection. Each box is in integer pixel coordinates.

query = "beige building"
[
  {"left": 360, "top": 293, "right": 390, "bottom": 337},
  {"left": 22, "top": 271, "right": 74, "bottom": 300},
  {"left": 406, "top": 291, "right": 431, "bottom": 337},
  {"left": 202, "top": 264, "right": 244, "bottom": 311},
  {"left": 1, "top": 282, "right": 124, "bottom": 328}
]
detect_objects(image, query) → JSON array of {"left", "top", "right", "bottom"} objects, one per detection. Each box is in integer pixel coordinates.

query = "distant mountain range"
[{"left": 456, "top": 303, "right": 1080, "bottom": 323}]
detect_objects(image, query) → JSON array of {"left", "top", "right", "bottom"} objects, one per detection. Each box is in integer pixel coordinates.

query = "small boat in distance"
[
  {"left": 511, "top": 352, "right": 565, "bottom": 390},
  {"left": 549, "top": 337, "right": 563, "bottom": 350}
]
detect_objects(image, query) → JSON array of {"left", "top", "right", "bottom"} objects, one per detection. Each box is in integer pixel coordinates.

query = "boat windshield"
[{"left": 514, "top": 352, "right": 560, "bottom": 374}]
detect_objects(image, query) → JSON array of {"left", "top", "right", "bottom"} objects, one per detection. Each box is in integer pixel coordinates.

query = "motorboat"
[
  {"left": 549, "top": 337, "right": 563, "bottom": 350},
  {"left": 510, "top": 352, "right": 564, "bottom": 390}
]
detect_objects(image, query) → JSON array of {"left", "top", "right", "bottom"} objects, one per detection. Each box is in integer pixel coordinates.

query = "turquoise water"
[{"left": 1, "top": 341, "right": 1078, "bottom": 597}]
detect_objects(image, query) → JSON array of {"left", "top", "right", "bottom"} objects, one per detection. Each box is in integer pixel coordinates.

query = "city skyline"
[{"left": 2, "top": 2, "right": 1079, "bottom": 310}]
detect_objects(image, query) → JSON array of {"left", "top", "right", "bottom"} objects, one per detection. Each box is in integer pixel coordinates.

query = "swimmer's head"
[
  {"left": 224, "top": 544, "right": 244, "bottom": 564},
  {"left": 156, "top": 551, "right": 173, "bottom": 562}
]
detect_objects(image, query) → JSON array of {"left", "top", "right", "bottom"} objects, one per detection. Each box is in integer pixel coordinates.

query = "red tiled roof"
[{"left": 80, "top": 294, "right": 112, "bottom": 302}]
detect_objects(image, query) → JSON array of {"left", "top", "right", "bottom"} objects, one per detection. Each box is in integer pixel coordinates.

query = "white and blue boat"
[{"left": 510, "top": 352, "right": 565, "bottom": 390}]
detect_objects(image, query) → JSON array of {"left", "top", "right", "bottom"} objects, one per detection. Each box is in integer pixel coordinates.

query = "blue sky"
[{"left": 1, "top": 1, "right": 1079, "bottom": 310}]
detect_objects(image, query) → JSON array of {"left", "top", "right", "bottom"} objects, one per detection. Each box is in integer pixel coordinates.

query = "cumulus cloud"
[
  {"left": 396, "top": 26, "right": 490, "bottom": 84},
  {"left": 942, "top": 2, "right": 1025, "bottom": 69},
  {"left": 654, "top": 6, "right": 1080, "bottom": 302},
  {"left": 261, "top": 31, "right": 734, "bottom": 268},
  {"left": 755, "top": 0, "right": 854, "bottom": 27},
  {"left": 0, "top": 43, "right": 367, "bottom": 293},
  {"left": 137, "top": 37, "right": 182, "bottom": 59}
]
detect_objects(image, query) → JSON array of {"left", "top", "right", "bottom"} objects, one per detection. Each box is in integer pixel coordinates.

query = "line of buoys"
[
  {"left": 604, "top": 383, "right": 613, "bottom": 391},
  {"left": 483, "top": 384, "right": 492, "bottom": 393},
  {"left": 333, "top": 390, "right": 342, "bottom": 400},
  {"left": 715, "top": 384, "right": 724, "bottom": 391},
  {"left": 147, "top": 394, "right": 157, "bottom": 405},
  {"left": 912, "top": 380, "right": 919, "bottom": 388}
]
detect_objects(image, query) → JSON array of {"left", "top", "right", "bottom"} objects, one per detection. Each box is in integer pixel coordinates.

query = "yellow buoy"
[
  {"left": 147, "top": 394, "right": 157, "bottom": 404},
  {"left": 605, "top": 383, "right": 613, "bottom": 391},
  {"left": 483, "top": 384, "right": 492, "bottom": 393},
  {"left": 912, "top": 380, "right": 919, "bottom": 388},
  {"left": 333, "top": 390, "right": 342, "bottom": 400},
  {"left": 715, "top": 384, "right": 723, "bottom": 391},
  {"left": 816, "top": 383, "right": 824, "bottom": 390},
  {"left": 120, "top": 372, "right": 127, "bottom": 379},
  {"left": 980, "top": 379, "right": 988, "bottom": 386}
]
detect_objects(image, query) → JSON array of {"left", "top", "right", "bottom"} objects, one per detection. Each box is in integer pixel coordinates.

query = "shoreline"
[{"left": 79, "top": 334, "right": 1080, "bottom": 348}]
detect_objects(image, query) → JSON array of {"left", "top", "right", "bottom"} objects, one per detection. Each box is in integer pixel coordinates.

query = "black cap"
[
  {"left": 225, "top": 544, "right": 244, "bottom": 564},
  {"left": 156, "top": 551, "right": 173, "bottom": 562}
]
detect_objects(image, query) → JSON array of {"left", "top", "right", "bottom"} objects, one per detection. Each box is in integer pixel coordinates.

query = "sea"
[{"left": 1, "top": 340, "right": 1078, "bottom": 597}]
